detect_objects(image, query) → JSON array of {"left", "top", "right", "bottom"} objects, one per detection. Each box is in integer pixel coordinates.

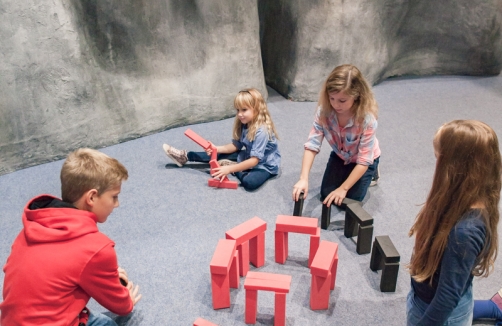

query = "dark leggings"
[
  {"left": 320, "top": 151, "right": 379, "bottom": 202},
  {"left": 187, "top": 151, "right": 275, "bottom": 191}
]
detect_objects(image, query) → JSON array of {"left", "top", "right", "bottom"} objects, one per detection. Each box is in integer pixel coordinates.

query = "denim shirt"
[
  {"left": 304, "top": 106, "right": 380, "bottom": 165},
  {"left": 411, "top": 209, "right": 487, "bottom": 325},
  {"left": 232, "top": 125, "right": 281, "bottom": 175}
]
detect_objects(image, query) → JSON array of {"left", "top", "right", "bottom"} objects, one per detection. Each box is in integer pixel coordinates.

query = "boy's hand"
[
  {"left": 211, "top": 166, "right": 231, "bottom": 181},
  {"left": 118, "top": 267, "right": 128, "bottom": 286},
  {"left": 126, "top": 281, "right": 142, "bottom": 305}
]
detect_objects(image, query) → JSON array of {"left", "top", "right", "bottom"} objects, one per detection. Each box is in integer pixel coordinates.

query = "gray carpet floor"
[{"left": 1, "top": 74, "right": 502, "bottom": 325}]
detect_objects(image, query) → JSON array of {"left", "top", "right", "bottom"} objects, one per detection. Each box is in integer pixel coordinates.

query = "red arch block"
[
  {"left": 275, "top": 215, "right": 320, "bottom": 267},
  {"left": 310, "top": 240, "right": 339, "bottom": 310},
  {"left": 225, "top": 216, "right": 267, "bottom": 276}
]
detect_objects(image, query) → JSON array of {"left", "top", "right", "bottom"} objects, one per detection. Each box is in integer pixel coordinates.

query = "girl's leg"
[
  {"left": 473, "top": 300, "right": 501, "bottom": 320},
  {"left": 87, "top": 312, "right": 118, "bottom": 326},
  {"left": 234, "top": 169, "right": 274, "bottom": 191},
  {"left": 474, "top": 290, "right": 502, "bottom": 321},
  {"left": 320, "top": 152, "right": 353, "bottom": 201},
  {"left": 187, "top": 151, "right": 238, "bottom": 163},
  {"left": 320, "top": 152, "right": 379, "bottom": 202},
  {"left": 346, "top": 157, "right": 379, "bottom": 201}
]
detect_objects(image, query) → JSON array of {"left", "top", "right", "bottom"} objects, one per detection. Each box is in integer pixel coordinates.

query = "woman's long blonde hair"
[
  {"left": 232, "top": 88, "right": 279, "bottom": 141},
  {"left": 318, "top": 64, "right": 378, "bottom": 125},
  {"left": 408, "top": 120, "right": 501, "bottom": 283}
]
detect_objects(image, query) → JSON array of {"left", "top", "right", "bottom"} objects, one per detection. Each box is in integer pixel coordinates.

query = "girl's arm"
[
  {"left": 292, "top": 149, "right": 318, "bottom": 201},
  {"left": 417, "top": 218, "right": 486, "bottom": 325},
  {"left": 323, "top": 164, "right": 368, "bottom": 206},
  {"left": 211, "top": 157, "right": 258, "bottom": 180},
  {"left": 205, "top": 143, "right": 238, "bottom": 156}
]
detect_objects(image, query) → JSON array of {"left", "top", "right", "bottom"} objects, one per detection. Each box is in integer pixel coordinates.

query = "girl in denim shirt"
[
  {"left": 292, "top": 64, "right": 380, "bottom": 206},
  {"left": 163, "top": 88, "right": 280, "bottom": 191}
]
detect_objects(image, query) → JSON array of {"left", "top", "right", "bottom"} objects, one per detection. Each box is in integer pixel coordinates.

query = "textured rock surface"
[
  {"left": 0, "top": 0, "right": 266, "bottom": 175},
  {"left": 260, "top": 0, "right": 502, "bottom": 101}
]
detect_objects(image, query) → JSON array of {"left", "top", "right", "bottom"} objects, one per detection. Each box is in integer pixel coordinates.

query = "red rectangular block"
[
  {"left": 310, "top": 272, "right": 332, "bottom": 310},
  {"left": 225, "top": 216, "right": 267, "bottom": 245},
  {"left": 274, "top": 230, "right": 288, "bottom": 264},
  {"left": 244, "top": 272, "right": 292, "bottom": 293},
  {"left": 193, "top": 317, "right": 218, "bottom": 326},
  {"left": 208, "top": 178, "right": 238, "bottom": 189},
  {"left": 308, "top": 228, "right": 321, "bottom": 268},
  {"left": 185, "top": 129, "right": 211, "bottom": 149},
  {"left": 210, "top": 239, "right": 236, "bottom": 275},
  {"left": 276, "top": 215, "right": 318, "bottom": 235},
  {"left": 310, "top": 241, "right": 339, "bottom": 278},
  {"left": 229, "top": 250, "right": 239, "bottom": 288},
  {"left": 275, "top": 293, "right": 287, "bottom": 326},
  {"left": 249, "top": 231, "right": 265, "bottom": 268}
]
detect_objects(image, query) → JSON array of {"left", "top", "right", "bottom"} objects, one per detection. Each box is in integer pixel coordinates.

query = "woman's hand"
[{"left": 323, "top": 187, "right": 347, "bottom": 206}]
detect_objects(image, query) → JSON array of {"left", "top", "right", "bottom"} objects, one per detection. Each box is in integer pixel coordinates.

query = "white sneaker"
[
  {"left": 163, "top": 144, "right": 188, "bottom": 167},
  {"left": 370, "top": 165, "right": 380, "bottom": 187}
]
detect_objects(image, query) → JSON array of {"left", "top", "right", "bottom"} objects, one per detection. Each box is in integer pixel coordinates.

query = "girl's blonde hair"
[
  {"left": 318, "top": 64, "right": 378, "bottom": 125},
  {"left": 232, "top": 88, "right": 279, "bottom": 142},
  {"left": 408, "top": 120, "right": 501, "bottom": 282}
]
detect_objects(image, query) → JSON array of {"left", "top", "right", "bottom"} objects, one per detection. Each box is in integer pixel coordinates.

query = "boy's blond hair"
[{"left": 61, "top": 148, "right": 128, "bottom": 203}]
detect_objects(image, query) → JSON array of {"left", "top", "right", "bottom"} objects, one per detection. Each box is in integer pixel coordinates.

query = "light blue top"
[{"left": 232, "top": 125, "right": 281, "bottom": 175}]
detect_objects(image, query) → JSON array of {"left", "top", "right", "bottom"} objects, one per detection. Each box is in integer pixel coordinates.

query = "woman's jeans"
[
  {"left": 187, "top": 151, "right": 275, "bottom": 191},
  {"left": 406, "top": 285, "right": 473, "bottom": 326},
  {"left": 320, "top": 151, "right": 379, "bottom": 202}
]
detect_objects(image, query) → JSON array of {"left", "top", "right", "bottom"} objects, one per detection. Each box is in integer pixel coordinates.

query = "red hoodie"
[{"left": 0, "top": 195, "right": 133, "bottom": 325}]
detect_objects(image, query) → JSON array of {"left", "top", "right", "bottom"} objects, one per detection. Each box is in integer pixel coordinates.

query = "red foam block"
[
  {"left": 310, "top": 241, "right": 339, "bottom": 277},
  {"left": 225, "top": 216, "right": 267, "bottom": 245},
  {"left": 185, "top": 129, "right": 211, "bottom": 149},
  {"left": 210, "top": 239, "right": 236, "bottom": 275},
  {"left": 276, "top": 215, "right": 318, "bottom": 235},
  {"left": 193, "top": 317, "right": 218, "bottom": 326}
]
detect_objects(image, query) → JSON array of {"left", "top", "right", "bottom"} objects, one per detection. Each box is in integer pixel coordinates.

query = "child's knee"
[{"left": 241, "top": 181, "right": 260, "bottom": 191}]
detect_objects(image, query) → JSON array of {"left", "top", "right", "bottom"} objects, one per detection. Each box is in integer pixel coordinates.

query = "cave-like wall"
[
  {"left": 260, "top": 0, "right": 502, "bottom": 101},
  {"left": 1, "top": 0, "right": 501, "bottom": 175},
  {"left": 0, "top": 0, "right": 266, "bottom": 175}
]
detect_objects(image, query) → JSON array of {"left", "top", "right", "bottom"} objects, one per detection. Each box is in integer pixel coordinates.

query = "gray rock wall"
[
  {"left": 260, "top": 0, "right": 502, "bottom": 100},
  {"left": 1, "top": 0, "right": 501, "bottom": 174},
  {"left": 0, "top": 0, "right": 266, "bottom": 174}
]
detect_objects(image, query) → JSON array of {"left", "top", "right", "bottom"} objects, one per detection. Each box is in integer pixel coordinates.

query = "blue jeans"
[
  {"left": 320, "top": 152, "right": 379, "bottom": 202},
  {"left": 187, "top": 151, "right": 238, "bottom": 162},
  {"left": 187, "top": 151, "right": 275, "bottom": 191},
  {"left": 473, "top": 299, "right": 502, "bottom": 323},
  {"left": 406, "top": 285, "right": 473, "bottom": 326},
  {"left": 87, "top": 312, "right": 117, "bottom": 326}
]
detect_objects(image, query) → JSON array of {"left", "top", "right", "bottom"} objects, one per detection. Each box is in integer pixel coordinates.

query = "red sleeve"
[{"left": 79, "top": 243, "right": 133, "bottom": 315}]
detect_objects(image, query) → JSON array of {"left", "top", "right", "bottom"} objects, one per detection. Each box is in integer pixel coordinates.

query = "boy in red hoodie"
[{"left": 0, "top": 148, "right": 142, "bottom": 326}]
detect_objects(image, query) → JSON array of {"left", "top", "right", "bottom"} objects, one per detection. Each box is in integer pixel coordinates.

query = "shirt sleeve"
[
  {"left": 249, "top": 127, "right": 268, "bottom": 160},
  {"left": 232, "top": 138, "right": 243, "bottom": 150},
  {"left": 417, "top": 221, "right": 486, "bottom": 325},
  {"left": 304, "top": 107, "right": 325, "bottom": 153},
  {"left": 79, "top": 242, "right": 133, "bottom": 316},
  {"left": 355, "top": 117, "right": 378, "bottom": 165}
]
